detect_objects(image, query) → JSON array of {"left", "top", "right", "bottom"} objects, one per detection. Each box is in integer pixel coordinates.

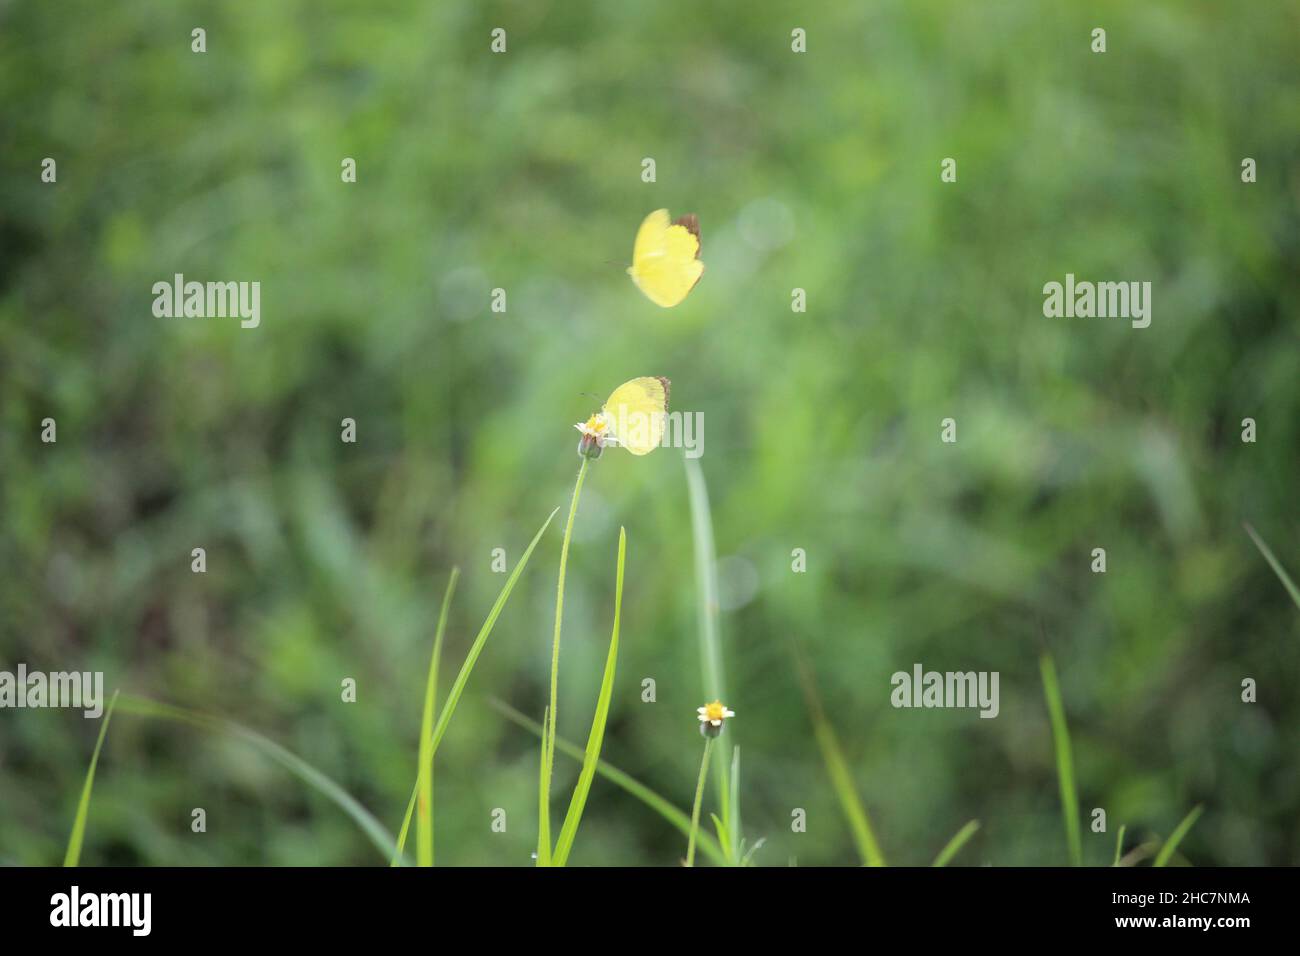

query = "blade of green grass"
[
  {"left": 1154, "top": 805, "right": 1204, "bottom": 867},
  {"left": 536, "top": 704, "right": 550, "bottom": 865},
  {"left": 1040, "top": 652, "right": 1082, "bottom": 866},
  {"left": 1244, "top": 523, "right": 1300, "bottom": 610},
  {"left": 414, "top": 567, "right": 459, "bottom": 867},
  {"left": 712, "top": 738, "right": 736, "bottom": 866},
  {"left": 1112, "top": 823, "right": 1127, "bottom": 866},
  {"left": 739, "top": 836, "right": 766, "bottom": 866},
  {"left": 683, "top": 457, "right": 734, "bottom": 837},
  {"left": 809, "top": 714, "right": 886, "bottom": 867},
  {"left": 931, "top": 820, "right": 980, "bottom": 867},
  {"left": 727, "top": 745, "right": 741, "bottom": 863},
  {"left": 1117, "top": 841, "right": 1158, "bottom": 867},
  {"left": 491, "top": 698, "right": 726, "bottom": 865},
  {"left": 115, "top": 693, "right": 400, "bottom": 862},
  {"left": 393, "top": 506, "right": 559, "bottom": 858},
  {"left": 63, "top": 689, "right": 119, "bottom": 867},
  {"left": 793, "top": 647, "right": 886, "bottom": 866},
  {"left": 433, "top": 506, "right": 558, "bottom": 758},
  {"left": 710, "top": 812, "right": 732, "bottom": 861},
  {"left": 552, "top": 527, "right": 626, "bottom": 867},
  {"left": 392, "top": 793, "right": 414, "bottom": 864},
  {"left": 539, "top": 460, "right": 590, "bottom": 866}
]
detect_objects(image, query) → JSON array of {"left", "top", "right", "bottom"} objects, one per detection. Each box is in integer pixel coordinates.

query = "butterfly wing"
[
  {"left": 631, "top": 208, "right": 671, "bottom": 265},
  {"left": 628, "top": 209, "right": 704, "bottom": 308},
  {"left": 603, "top": 376, "right": 670, "bottom": 455}
]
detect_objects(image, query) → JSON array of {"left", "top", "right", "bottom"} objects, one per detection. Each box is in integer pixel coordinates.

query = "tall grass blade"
[
  {"left": 1244, "top": 523, "right": 1300, "bottom": 611},
  {"left": 394, "top": 506, "right": 560, "bottom": 857},
  {"left": 63, "top": 689, "right": 119, "bottom": 867},
  {"left": 683, "top": 458, "right": 734, "bottom": 836},
  {"left": 434, "top": 507, "right": 558, "bottom": 757},
  {"left": 536, "top": 705, "right": 551, "bottom": 865},
  {"left": 415, "top": 567, "right": 459, "bottom": 867},
  {"left": 392, "top": 798, "right": 414, "bottom": 865},
  {"left": 492, "top": 698, "right": 726, "bottom": 865},
  {"left": 553, "top": 527, "right": 626, "bottom": 866},
  {"left": 793, "top": 647, "right": 886, "bottom": 866},
  {"left": 1040, "top": 652, "right": 1082, "bottom": 866},
  {"left": 710, "top": 812, "right": 733, "bottom": 861},
  {"left": 727, "top": 745, "right": 741, "bottom": 862},
  {"left": 1154, "top": 805, "right": 1204, "bottom": 867},
  {"left": 115, "top": 694, "right": 399, "bottom": 862},
  {"left": 931, "top": 819, "right": 980, "bottom": 867},
  {"left": 539, "top": 462, "right": 589, "bottom": 865},
  {"left": 1112, "top": 823, "right": 1127, "bottom": 866}
]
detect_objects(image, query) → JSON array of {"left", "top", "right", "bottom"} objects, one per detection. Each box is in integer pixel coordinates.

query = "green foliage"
[
  {"left": 416, "top": 568, "right": 459, "bottom": 867},
  {"left": 932, "top": 820, "right": 981, "bottom": 868},
  {"left": 115, "top": 694, "right": 400, "bottom": 862},
  {"left": 2, "top": 0, "right": 1296, "bottom": 865},
  {"left": 552, "top": 527, "right": 626, "bottom": 866},
  {"left": 537, "top": 460, "right": 590, "bottom": 866},
  {"left": 1154, "top": 806, "right": 1204, "bottom": 868},
  {"left": 493, "top": 699, "right": 726, "bottom": 866},
  {"left": 796, "top": 649, "right": 886, "bottom": 866},
  {"left": 392, "top": 509, "right": 558, "bottom": 863},
  {"left": 1245, "top": 524, "right": 1300, "bottom": 612},
  {"left": 1040, "top": 653, "right": 1082, "bottom": 866},
  {"left": 63, "top": 690, "right": 119, "bottom": 867}
]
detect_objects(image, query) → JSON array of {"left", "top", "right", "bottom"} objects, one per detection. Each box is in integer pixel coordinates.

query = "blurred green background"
[{"left": 2, "top": 0, "right": 1297, "bottom": 866}]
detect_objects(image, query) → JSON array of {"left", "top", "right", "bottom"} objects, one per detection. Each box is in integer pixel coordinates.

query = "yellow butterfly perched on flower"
[
  {"left": 627, "top": 209, "right": 703, "bottom": 308},
  {"left": 574, "top": 376, "right": 671, "bottom": 458}
]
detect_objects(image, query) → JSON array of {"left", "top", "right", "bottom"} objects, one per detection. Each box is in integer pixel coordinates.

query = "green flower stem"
[
  {"left": 686, "top": 736, "right": 714, "bottom": 867},
  {"left": 538, "top": 456, "right": 590, "bottom": 865}
]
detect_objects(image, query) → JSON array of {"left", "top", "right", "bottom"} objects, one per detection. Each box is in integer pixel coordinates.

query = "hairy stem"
[{"left": 686, "top": 736, "right": 714, "bottom": 867}]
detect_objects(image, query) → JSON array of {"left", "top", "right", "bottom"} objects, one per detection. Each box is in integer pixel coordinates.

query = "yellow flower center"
[
  {"left": 584, "top": 414, "right": 608, "bottom": 434},
  {"left": 703, "top": 700, "right": 727, "bottom": 722}
]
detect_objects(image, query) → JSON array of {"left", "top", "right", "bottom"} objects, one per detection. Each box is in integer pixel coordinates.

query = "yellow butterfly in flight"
[
  {"left": 627, "top": 209, "right": 703, "bottom": 308},
  {"left": 575, "top": 376, "right": 671, "bottom": 456}
]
